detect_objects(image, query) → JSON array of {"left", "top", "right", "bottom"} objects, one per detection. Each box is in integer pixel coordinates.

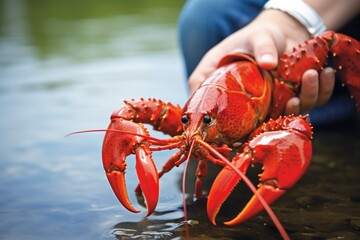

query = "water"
[
  {"left": 0, "top": 1, "right": 359, "bottom": 239},
  {"left": 0, "top": 1, "right": 186, "bottom": 239}
]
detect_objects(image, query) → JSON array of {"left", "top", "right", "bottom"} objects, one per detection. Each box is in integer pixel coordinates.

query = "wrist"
[
  {"left": 263, "top": 0, "right": 327, "bottom": 36},
  {"left": 256, "top": 9, "right": 310, "bottom": 39}
]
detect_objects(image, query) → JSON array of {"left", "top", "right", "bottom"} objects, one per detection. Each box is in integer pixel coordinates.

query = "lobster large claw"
[
  {"left": 102, "top": 117, "right": 159, "bottom": 216},
  {"left": 207, "top": 116, "right": 313, "bottom": 225}
]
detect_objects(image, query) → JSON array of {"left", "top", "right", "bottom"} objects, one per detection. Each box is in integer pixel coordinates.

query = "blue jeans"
[
  {"left": 178, "top": 0, "right": 357, "bottom": 126},
  {"left": 178, "top": 0, "right": 267, "bottom": 77}
]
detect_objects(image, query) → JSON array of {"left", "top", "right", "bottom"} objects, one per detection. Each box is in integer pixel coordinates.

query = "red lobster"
[{"left": 101, "top": 31, "right": 359, "bottom": 235}]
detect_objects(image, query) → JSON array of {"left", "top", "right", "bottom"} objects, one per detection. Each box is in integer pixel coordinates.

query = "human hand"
[
  {"left": 285, "top": 67, "right": 335, "bottom": 115},
  {"left": 188, "top": 9, "right": 336, "bottom": 115}
]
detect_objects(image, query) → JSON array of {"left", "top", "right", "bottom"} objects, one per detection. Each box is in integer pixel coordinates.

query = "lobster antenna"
[
  {"left": 66, "top": 129, "right": 166, "bottom": 143},
  {"left": 181, "top": 140, "right": 195, "bottom": 239},
  {"left": 182, "top": 157, "right": 189, "bottom": 223},
  {"left": 196, "top": 140, "right": 290, "bottom": 240},
  {"left": 182, "top": 140, "right": 196, "bottom": 222},
  {"left": 65, "top": 129, "right": 107, "bottom": 137}
]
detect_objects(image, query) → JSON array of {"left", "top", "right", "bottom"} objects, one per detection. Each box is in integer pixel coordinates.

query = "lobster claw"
[
  {"left": 102, "top": 118, "right": 159, "bottom": 216},
  {"left": 207, "top": 116, "right": 313, "bottom": 225},
  {"left": 207, "top": 153, "right": 287, "bottom": 226}
]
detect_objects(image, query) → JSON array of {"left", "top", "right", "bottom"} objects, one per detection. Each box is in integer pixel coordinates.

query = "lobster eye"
[
  {"left": 203, "top": 115, "right": 211, "bottom": 124},
  {"left": 181, "top": 115, "right": 189, "bottom": 124}
]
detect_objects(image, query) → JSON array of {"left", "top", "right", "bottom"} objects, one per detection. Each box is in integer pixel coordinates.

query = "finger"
[
  {"left": 299, "top": 69, "right": 319, "bottom": 113},
  {"left": 285, "top": 97, "right": 300, "bottom": 115},
  {"left": 252, "top": 33, "right": 279, "bottom": 69},
  {"left": 316, "top": 67, "right": 335, "bottom": 107}
]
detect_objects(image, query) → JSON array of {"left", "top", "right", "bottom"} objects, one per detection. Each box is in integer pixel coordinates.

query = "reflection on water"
[{"left": 0, "top": 0, "right": 359, "bottom": 239}]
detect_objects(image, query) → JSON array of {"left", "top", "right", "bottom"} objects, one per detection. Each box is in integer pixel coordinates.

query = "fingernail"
[
  {"left": 260, "top": 53, "right": 275, "bottom": 63},
  {"left": 308, "top": 71, "right": 318, "bottom": 84},
  {"left": 323, "top": 67, "right": 335, "bottom": 79}
]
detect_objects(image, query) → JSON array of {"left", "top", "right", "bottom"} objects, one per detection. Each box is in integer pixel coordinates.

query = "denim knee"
[{"left": 178, "top": 0, "right": 266, "bottom": 77}]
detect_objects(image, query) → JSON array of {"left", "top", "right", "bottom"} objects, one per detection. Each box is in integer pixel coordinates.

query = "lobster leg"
[
  {"left": 102, "top": 98, "right": 183, "bottom": 216},
  {"left": 207, "top": 115, "right": 313, "bottom": 225}
]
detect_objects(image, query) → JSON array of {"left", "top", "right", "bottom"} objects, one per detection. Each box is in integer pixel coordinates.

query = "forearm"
[{"left": 304, "top": 0, "right": 360, "bottom": 30}]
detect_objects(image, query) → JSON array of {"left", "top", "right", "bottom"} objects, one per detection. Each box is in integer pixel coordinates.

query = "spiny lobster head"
[
  {"left": 181, "top": 55, "right": 272, "bottom": 151},
  {"left": 180, "top": 103, "right": 219, "bottom": 146}
]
